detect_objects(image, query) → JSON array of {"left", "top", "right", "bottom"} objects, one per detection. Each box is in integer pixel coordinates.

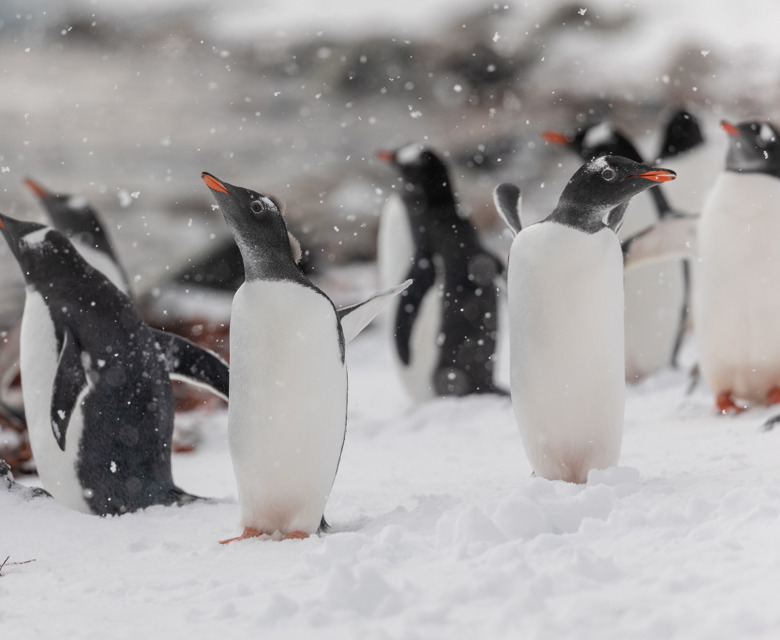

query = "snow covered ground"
[{"left": 4, "top": 309, "right": 780, "bottom": 639}]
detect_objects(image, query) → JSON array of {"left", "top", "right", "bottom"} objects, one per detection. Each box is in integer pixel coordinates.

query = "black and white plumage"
[
  {"left": 202, "top": 172, "right": 409, "bottom": 541},
  {"left": 24, "top": 177, "right": 132, "bottom": 296},
  {"left": 496, "top": 156, "right": 676, "bottom": 483},
  {"left": 543, "top": 122, "right": 689, "bottom": 380},
  {"left": 377, "top": 143, "right": 505, "bottom": 401},
  {"left": 694, "top": 120, "right": 780, "bottom": 414},
  {"left": 0, "top": 213, "right": 229, "bottom": 515}
]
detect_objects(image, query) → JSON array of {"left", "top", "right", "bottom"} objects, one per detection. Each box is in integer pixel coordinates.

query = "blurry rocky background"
[{"left": 0, "top": 0, "right": 776, "bottom": 319}]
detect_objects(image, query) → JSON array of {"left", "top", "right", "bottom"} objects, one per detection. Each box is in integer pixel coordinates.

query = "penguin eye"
[
  {"left": 250, "top": 200, "right": 264, "bottom": 214},
  {"left": 601, "top": 167, "right": 616, "bottom": 181}
]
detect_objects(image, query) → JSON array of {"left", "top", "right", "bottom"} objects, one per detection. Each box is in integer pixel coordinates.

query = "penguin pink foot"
[
  {"left": 766, "top": 387, "right": 780, "bottom": 406},
  {"left": 716, "top": 392, "right": 745, "bottom": 415},
  {"left": 219, "top": 527, "right": 310, "bottom": 544}
]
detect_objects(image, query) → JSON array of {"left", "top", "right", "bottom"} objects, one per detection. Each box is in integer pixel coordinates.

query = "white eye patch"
[
  {"left": 583, "top": 122, "right": 615, "bottom": 149},
  {"left": 21, "top": 228, "right": 51, "bottom": 248},
  {"left": 395, "top": 143, "right": 425, "bottom": 165}
]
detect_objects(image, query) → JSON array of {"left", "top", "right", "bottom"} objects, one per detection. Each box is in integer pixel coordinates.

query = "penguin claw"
[{"left": 715, "top": 392, "right": 746, "bottom": 415}]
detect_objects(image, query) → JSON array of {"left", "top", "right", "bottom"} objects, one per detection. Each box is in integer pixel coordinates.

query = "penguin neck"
[
  {"left": 548, "top": 201, "right": 609, "bottom": 234},
  {"left": 237, "top": 241, "right": 302, "bottom": 282}
]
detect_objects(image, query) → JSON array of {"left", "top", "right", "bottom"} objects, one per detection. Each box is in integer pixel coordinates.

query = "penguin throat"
[{"left": 548, "top": 202, "right": 612, "bottom": 234}]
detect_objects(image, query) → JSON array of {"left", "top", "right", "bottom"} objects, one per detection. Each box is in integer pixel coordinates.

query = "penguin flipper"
[
  {"left": 493, "top": 183, "right": 522, "bottom": 236},
  {"left": 50, "top": 327, "right": 88, "bottom": 451},
  {"left": 395, "top": 258, "right": 437, "bottom": 365},
  {"left": 622, "top": 215, "right": 698, "bottom": 269},
  {"left": 337, "top": 279, "right": 413, "bottom": 344},
  {"left": 151, "top": 329, "right": 229, "bottom": 401}
]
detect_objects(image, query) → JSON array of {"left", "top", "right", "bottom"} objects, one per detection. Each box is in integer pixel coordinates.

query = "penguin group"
[{"left": 2, "top": 104, "right": 779, "bottom": 537}]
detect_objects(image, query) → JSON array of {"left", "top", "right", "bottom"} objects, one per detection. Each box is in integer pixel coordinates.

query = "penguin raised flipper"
[
  {"left": 499, "top": 156, "right": 676, "bottom": 483},
  {"left": 493, "top": 183, "right": 522, "bottom": 236},
  {"left": 337, "top": 279, "right": 413, "bottom": 344},
  {"left": 151, "top": 329, "right": 229, "bottom": 400},
  {"left": 621, "top": 214, "right": 699, "bottom": 269},
  {"left": 0, "top": 214, "right": 217, "bottom": 515},
  {"left": 202, "top": 172, "right": 407, "bottom": 542}
]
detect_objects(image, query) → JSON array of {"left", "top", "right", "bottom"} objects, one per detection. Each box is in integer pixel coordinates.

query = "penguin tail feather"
[
  {"left": 318, "top": 516, "right": 330, "bottom": 534},
  {"left": 168, "top": 487, "right": 206, "bottom": 507}
]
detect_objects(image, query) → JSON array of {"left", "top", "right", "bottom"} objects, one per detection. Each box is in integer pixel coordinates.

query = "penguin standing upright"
[
  {"left": 0, "top": 213, "right": 229, "bottom": 514},
  {"left": 202, "top": 173, "right": 409, "bottom": 541},
  {"left": 543, "top": 122, "right": 688, "bottom": 379},
  {"left": 655, "top": 108, "right": 720, "bottom": 215},
  {"left": 495, "top": 156, "right": 675, "bottom": 483},
  {"left": 376, "top": 143, "right": 505, "bottom": 401},
  {"left": 695, "top": 120, "right": 780, "bottom": 414},
  {"left": 24, "top": 178, "right": 132, "bottom": 296}
]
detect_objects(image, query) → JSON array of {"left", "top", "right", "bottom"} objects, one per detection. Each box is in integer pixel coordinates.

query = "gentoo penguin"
[
  {"left": 495, "top": 156, "right": 675, "bottom": 483},
  {"left": 655, "top": 108, "right": 720, "bottom": 215},
  {"left": 694, "top": 119, "right": 780, "bottom": 414},
  {"left": 0, "top": 213, "right": 229, "bottom": 514},
  {"left": 24, "top": 177, "right": 132, "bottom": 296},
  {"left": 543, "top": 122, "right": 688, "bottom": 379},
  {"left": 202, "top": 172, "right": 409, "bottom": 542},
  {"left": 376, "top": 143, "right": 505, "bottom": 401}
]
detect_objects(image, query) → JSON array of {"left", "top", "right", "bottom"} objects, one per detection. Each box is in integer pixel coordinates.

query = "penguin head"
[
  {"left": 553, "top": 155, "right": 676, "bottom": 232},
  {"left": 721, "top": 120, "right": 780, "bottom": 177},
  {"left": 0, "top": 213, "right": 85, "bottom": 286},
  {"left": 24, "top": 177, "right": 103, "bottom": 247},
  {"left": 376, "top": 143, "right": 452, "bottom": 196},
  {"left": 201, "top": 172, "right": 302, "bottom": 280},
  {"left": 543, "top": 123, "right": 643, "bottom": 163},
  {"left": 657, "top": 108, "right": 704, "bottom": 161}
]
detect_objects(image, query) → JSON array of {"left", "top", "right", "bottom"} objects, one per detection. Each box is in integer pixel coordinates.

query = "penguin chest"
[
  {"left": 619, "top": 192, "right": 686, "bottom": 381},
  {"left": 393, "top": 267, "right": 444, "bottom": 402},
  {"left": 228, "top": 280, "right": 347, "bottom": 534},
  {"left": 377, "top": 193, "right": 415, "bottom": 290},
  {"left": 508, "top": 224, "right": 624, "bottom": 483},
  {"left": 695, "top": 172, "right": 780, "bottom": 400},
  {"left": 20, "top": 291, "right": 90, "bottom": 512}
]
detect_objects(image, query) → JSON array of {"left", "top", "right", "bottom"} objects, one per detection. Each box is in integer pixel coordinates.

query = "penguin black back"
[{"left": 378, "top": 143, "right": 505, "bottom": 397}]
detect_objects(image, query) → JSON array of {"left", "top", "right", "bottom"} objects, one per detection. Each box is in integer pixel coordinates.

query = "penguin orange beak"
[
  {"left": 375, "top": 150, "right": 395, "bottom": 164},
  {"left": 201, "top": 172, "right": 230, "bottom": 194},
  {"left": 23, "top": 177, "right": 51, "bottom": 199},
  {"left": 720, "top": 120, "right": 740, "bottom": 136},
  {"left": 542, "top": 130, "right": 572, "bottom": 145},
  {"left": 631, "top": 169, "right": 676, "bottom": 183}
]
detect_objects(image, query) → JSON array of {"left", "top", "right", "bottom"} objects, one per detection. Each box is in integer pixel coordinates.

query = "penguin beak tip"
[{"left": 202, "top": 173, "right": 230, "bottom": 195}]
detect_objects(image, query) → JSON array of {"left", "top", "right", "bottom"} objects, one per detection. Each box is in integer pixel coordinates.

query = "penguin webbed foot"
[
  {"left": 219, "top": 526, "right": 311, "bottom": 544},
  {"left": 715, "top": 392, "right": 746, "bottom": 415}
]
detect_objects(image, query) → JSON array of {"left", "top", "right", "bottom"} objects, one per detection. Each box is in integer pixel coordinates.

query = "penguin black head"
[
  {"left": 551, "top": 155, "right": 676, "bottom": 233},
  {"left": 543, "top": 122, "right": 644, "bottom": 163},
  {"left": 721, "top": 120, "right": 780, "bottom": 177},
  {"left": 376, "top": 143, "right": 453, "bottom": 198},
  {"left": 657, "top": 109, "right": 704, "bottom": 161},
  {"left": 0, "top": 213, "right": 87, "bottom": 286},
  {"left": 201, "top": 172, "right": 301, "bottom": 281},
  {"left": 24, "top": 177, "right": 103, "bottom": 246}
]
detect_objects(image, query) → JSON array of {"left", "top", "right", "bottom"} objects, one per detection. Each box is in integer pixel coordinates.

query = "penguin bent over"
[
  {"left": 695, "top": 120, "right": 780, "bottom": 414},
  {"left": 0, "top": 213, "right": 229, "bottom": 515},
  {"left": 376, "top": 143, "right": 506, "bottom": 402},
  {"left": 495, "top": 156, "right": 675, "bottom": 483},
  {"left": 202, "top": 172, "right": 409, "bottom": 542}
]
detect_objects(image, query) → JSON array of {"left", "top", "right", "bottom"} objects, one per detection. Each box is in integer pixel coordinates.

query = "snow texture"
[{"left": 5, "top": 313, "right": 780, "bottom": 639}]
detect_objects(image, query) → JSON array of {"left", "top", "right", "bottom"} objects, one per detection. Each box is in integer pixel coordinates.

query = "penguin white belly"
[
  {"left": 228, "top": 280, "right": 347, "bottom": 535},
  {"left": 695, "top": 172, "right": 780, "bottom": 402},
  {"left": 20, "top": 291, "right": 90, "bottom": 512},
  {"left": 619, "top": 192, "right": 686, "bottom": 381},
  {"left": 377, "top": 193, "right": 415, "bottom": 290},
  {"left": 662, "top": 144, "right": 722, "bottom": 214},
  {"left": 74, "top": 242, "right": 129, "bottom": 296},
  {"left": 394, "top": 272, "right": 443, "bottom": 402},
  {"left": 508, "top": 223, "right": 624, "bottom": 483}
]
